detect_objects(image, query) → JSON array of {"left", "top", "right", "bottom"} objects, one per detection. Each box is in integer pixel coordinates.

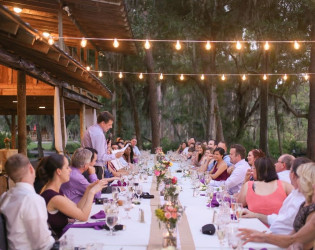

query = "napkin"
[
  {"left": 249, "top": 248, "right": 267, "bottom": 250},
  {"left": 111, "top": 181, "right": 127, "bottom": 187},
  {"left": 90, "top": 210, "right": 106, "bottom": 219},
  {"left": 206, "top": 193, "right": 219, "bottom": 207},
  {"left": 62, "top": 221, "right": 106, "bottom": 234}
]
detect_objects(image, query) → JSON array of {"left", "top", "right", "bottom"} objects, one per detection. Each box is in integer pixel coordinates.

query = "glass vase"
[
  {"left": 162, "top": 222, "right": 177, "bottom": 249},
  {"left": 4, "top": 142, "right": 10, "bottom": 149}
]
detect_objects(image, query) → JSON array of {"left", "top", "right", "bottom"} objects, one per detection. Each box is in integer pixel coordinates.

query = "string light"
[
  {"left": 236, "top": 41, "right": 242, "bottom": 50},
  {"left": 139, "top": 73, "right": 143, "bottom": 79},
  {"left": 81, "top": 38, "right": 87, "bottom": 47},
  {"left": 264, "top": 41, "right": 270, "bottom": 50},
  {"left": 175, "top": 40, "right": 181, "bottom": 50},
  {"left": 294, "top": 41, "right": 300, "bottom": 50},
  {"left": 86, "top": 66, "right": 90, "bottom": 71},
  {"left": 200, "top": 74, "right": 205, "bottom": 80},
  {"left": 180, "top": 74, "right": 184, "bottom": 80},
  {"left": 113, "top": 38, "right": 119, "bottom": 48},
  {"left": 13, "top": 7, "right": 22, "bottom": 13},
  {"left": 98, "top": 71, "right": 103, "bottom": 77},
  {"left": 42, "top": 32, "right": 50, "bottom": 38},
  {"left": 283, "top": 74, "right": 288, "bottom": 81},
  {"left": 205, "top": 41, "right": 211, "bottom": 50},
  {"left": 48, "top": 38, "right": 54, "bottom": 45},
  {"left": 118, "top": 72, "right": 123, "bottom": 78},
  {"left": 221, "top": 74, "right": 226, "bottom": 81},
  {"left": 144, "top": 40, "right": 151, "bottom": 49},
  {"left": 242, "top": 74, "right": 247, "bottom": 81},
  {"left": 304, "top": 74, "right": 309, "bottom": 80},
  {"left": 159, "top": 73, "right": 164, "bottom": 80},
  {"left": 263, "top": 74, "right": 267, "bottom": 80}
]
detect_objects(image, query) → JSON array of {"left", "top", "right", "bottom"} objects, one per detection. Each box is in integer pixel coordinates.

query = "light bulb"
[
  {"left": 13, "top": 7, "right": 22, "bottom": 13},
  {"left": 242, "top": 74, "right": 247, "bottom": 81},
  {"left": 86, "top": 66, "right": 90, "bottom": 71},
  {"left": 175, "top": 40, "right": 181, "bottom": 50},
  {"left": 200, "top": 74, "right": 205, "bottom": 80},
  {"left": 159, "top": 73, "right": 164, "bottom": 80},
  {"left": 264, "top": 41, "right": 270, "bottom": 50},
  {"left": 275, "top": 85, "right": 278, "bottom": 90},
  {"left": 236, "top": 41, "right": 242, "bottom": 50},
  {"left": 263, "top": 74, "right": 267, "bottom": 80},
  {"left": 118, "top": 72, "right": 123, "bottom": 78},
  {"left": 81, "top": 38, "right": 87, "bottom": 47},
  {"left": 113, "top": 38, "right": 119, "bottom": 48},
  {"left": 180, "top": 74, "right": 184, "bottom": 80},
  {"left": 205, "top": 41, "right": 211, "bottom": 50},
  {"left": 48, "top": 38, "right": 54, "bottom": 45},
  {"left": 304, "top": 74, "right": 309, "bottom": 80},
  {"left": 42, "top": 32, "right": 50, "bottom": 38},
  {"left": 139, "top": 73, "right": 143, "bottom": 79},
  {"left": 98, "top": 71, "right": 103, "bottom": 77},
  {"left": 144, "top": 40, "right": 151, "bottom": 49},
  {"left": 221, "top": 74, "right": 226, "bottom": 81},
  {"left": 294, "top": 41, "right": 300, "bottom": 50},
  {"left": 283, "top": 74, "right": 288, "bottom": 81}
]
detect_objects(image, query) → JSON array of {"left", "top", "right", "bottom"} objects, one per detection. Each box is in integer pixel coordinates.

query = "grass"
[{"left": 28, "top": 141, "right": 53, "bottom": 150}]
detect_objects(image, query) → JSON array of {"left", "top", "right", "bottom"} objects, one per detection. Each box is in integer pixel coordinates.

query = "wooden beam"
[
  {"left": 47, "top": 49, "right": 61, "bottom": 62},
  {"left": 0, "top": 89, "right": 55, "bottom": 96},
  {"left": 59, "top": 57, "right": 70, "bottom": 67},
  {"left": 80, "top": 103, "right": 85, "bottom": 141},
  {"left": 0, "top": 18, "right": 19, "bottom": 35},
  {"left": 63, "top": 88, "right": 102, "bottom": 109},
  {"left": 67, "top": 63, "right": 77, "bottom": 72},
  {"left": 95, "top": 51, "right": 98, "bottom": 71},
  {"left": 32, "top": 40, "right": 50, "bottom": 54},
  {"left": 17, "top": 70, "right": 27, "bottom": 155},
  {"left": 59, "top": 89, "right": 66, "bottom": 152},
  {"left": 16, "top": 29, "right": 36, "bottom": 46}
]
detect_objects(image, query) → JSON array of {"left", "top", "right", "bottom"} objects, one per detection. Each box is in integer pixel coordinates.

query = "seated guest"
[
  {"left": 186, "top": 146, "right": 195, "bottom": 160},
  {"left": 275, "top": 154, "right": 295, "bottom": 184},
  {"left": 208, "top": 141, "right": 233, "bottom": 172},
  {"left": 131, "top": 137, "right": 141, "bottom": 162},
  {"left": 60, "top": 148, "right": 107, "bottom": 203},
  {"left": 176, "top": 142, "right": 187, "bottom": 154},
  {"left": 198, "top": 147, "right": 214, "bottom": 172},
  {"left": 182, "top": 138, "right": 195, "bottom": 156},
  {"left": 208, "top": 147, "right": 229, "bottom": 181},
  {"left": 239, "top": 162, "right": 315, "bottom": 249},
  {"left": 238, "top": 157, "right": 293, "bottom": 215},
  {"left": 207, "top": 139, "right": 217, "bottom": 151},
  {"left": 247, "top": 149, "right": 265, "bottom": 167},
  {"left": 210, "top": 144, "right": 250, "bottom": 194},
  {"left": 192, "top": 144, "right": 206, "bottom": 167},
  {"left": 122, "top": 143, "right": 134, "bottom": 164},
  {"left": 242, "top": 157, "right": 310, "bottom": 234},
  {"left": 0, "top": 154, "right": 54, "bottom": 249},
  {"left": 38, "top": 153, "right": 106, "bottom": 238},
  {"left": 111, "top": 143, "right": 119, "bottom": 150}
]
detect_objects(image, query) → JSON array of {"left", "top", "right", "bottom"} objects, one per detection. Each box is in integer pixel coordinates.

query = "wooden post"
[
  {"left": 59, "top": 89, "right": 66, "bottom": 153},
  {"left": 95, "top": 51, "right": 99, "bottom": 71},
  {"left": 17, "top": 70, "right": 27, "bottom": 155},
  {"left": 80, "top": 104, "right": 86, "bottom": 142},
  {"left": 58, "top": 9, "right": 65, "bottom": 51},
  {"left": 11, "top": 114, "right": 16, "bottom": 149}
]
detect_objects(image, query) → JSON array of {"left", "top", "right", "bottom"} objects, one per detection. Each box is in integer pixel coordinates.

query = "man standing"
[
  {"left": 210, "top": 144, "right": 250, "bottom": 194},
  {"left": 0, "top": 154, "right": 54, "bottom": 249},
  {"left": 131, "top": 137, "right": 141, "bottom": 163},
  {"left": 275, "top": 154, "right": 295, "bottom": 183},
  {"left": 82, "top": 111, "right": 124, "bottom": 179}
]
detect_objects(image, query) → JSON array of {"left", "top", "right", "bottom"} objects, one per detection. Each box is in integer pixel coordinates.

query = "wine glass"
[
  {"left": 216, "top": 191, "right": 223, "bottom": 206},
  {"left": 122, "top": 195, "right": 132, "bottom": 219},
  {"left": 135, "top": 184, "right": 143, "bottom": 198},
  {"left": 206, "top": 186, "right": 214, "bottom": 205},
  {"left": 142, "top": 172, "right": 148, "bottom": 183},
  {"left": 235, "top": 203, "right": 243, "bottom": 222},
  {"left": 111, "top": 187, "right": 119, "bottom": 202},
  {"left": 106, "top": 212, "right": 118, "bottom": 236},
  {"left": 227, "top": 225, "right": 241, "bottom": 249},
  {"left": 216, "top": 224, "right": 226, "bottom": 247}
]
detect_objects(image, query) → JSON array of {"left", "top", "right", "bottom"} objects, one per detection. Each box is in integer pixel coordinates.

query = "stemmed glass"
[
  {"left": 206, "top": 186, "right": 214, "bottom": 205},
  {"left": 122, "top": 194, "right": 132, "bottom": 219},
  {"left": 106, "top": 212, "right": 119, "bottom": 236},
  {"left": 111, "top": 186, "right": 119, "bottom": 202},
  {"left": 227, "top": 225, "right": 241, "bottom": 249},
  {"left": 216, "top": 191, "right": 223, "bottom": 206},
  {"left": 235, "top": 203, "right": 243, "bottom": 222}
]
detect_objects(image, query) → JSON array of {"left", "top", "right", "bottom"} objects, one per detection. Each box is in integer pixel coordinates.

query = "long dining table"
[{"left": 61, "top": 161, "right": 282, "bottom": 250}]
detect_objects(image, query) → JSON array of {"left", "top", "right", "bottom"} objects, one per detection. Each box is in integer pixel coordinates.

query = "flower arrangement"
[
  {"left": 164, "top": 176, "right": 181, "bottom": 204},
  {"left": 153, "top": 160, "right": 173, "bottom": 190},
  {"left": 3, "top": 137, "right": 10, "bottom": 143}
]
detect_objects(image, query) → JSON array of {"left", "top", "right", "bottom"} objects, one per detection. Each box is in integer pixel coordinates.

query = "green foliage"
[{"left": 65, "top": 142, "right": 81, "bottom": 154}]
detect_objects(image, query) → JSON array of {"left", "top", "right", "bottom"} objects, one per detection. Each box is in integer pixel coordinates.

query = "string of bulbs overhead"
[{"left": 44, "top": 35, "right": 313, "bottom": 81}]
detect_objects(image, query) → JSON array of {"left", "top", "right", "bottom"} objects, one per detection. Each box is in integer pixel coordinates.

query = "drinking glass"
[
  {"left": 206, "top": 186, "right": 214, "bottom": 204},
  {"left": 135, "top": 184, "right": 143, "bottom": 199},
  {"left": 106, "top": 213, "right": 119, "bottom": 236},
  {"left": 142, "top": 172, "right": 148, "bottom": 182},
  {"left": 216, "top": 191, "right": 223, "bottom": 206},
  {"left": 227, "top": 225, "right": 241, "bottom": 249},
  {"left": 111, "top": 186, "right": 119, "bottom": 202},
  {"left": 216, "top": 224, "right": 226, "bottom": 247},
  {"left": 122, "top": 195, "right": 132, "bottom": 219},
  {"left": 235, "top": 203, "right": 243, "bottom": 222}
]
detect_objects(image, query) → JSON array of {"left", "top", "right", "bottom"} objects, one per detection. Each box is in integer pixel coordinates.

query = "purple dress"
[
  {"left": 41, "top": 189, "right": 69, "bottom": 238},
  {"left": 212, "top": 163, "right": 229, "bottom": 181}
]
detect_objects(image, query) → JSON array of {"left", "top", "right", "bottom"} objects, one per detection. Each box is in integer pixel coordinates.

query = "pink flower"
[
  {"left": 172, "top": 176, "right": 177, "bottom": 184},
  {"left": 154, "top": 170, "right": 161, "bottom": 176},
  {"left": 165, "top": 184, "right": 170, "bottom": 189},
  {"left": 171, "top": 213, "right": 177, "bottom": 219},
  {"left": 165, "top": 212, "right": 171, "bottom": 219}
]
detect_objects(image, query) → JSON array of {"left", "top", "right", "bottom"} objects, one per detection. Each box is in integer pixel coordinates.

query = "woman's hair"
[
  {"left": 297, "top": 162, "right": 315, "bottom": 204},
  {"left": 37, "top": 153, "right": 66, "bottom": 183},
  {"left": 213, "top": 147, "right": 225, "bottom": 157},
  {"left": 254, "top": 157, "right": 278, "bottom": 182},
  {"left": 124, "top": 144, "right": 134, "bottom": 163},
  {"left": 250, "top": 149, "right": 265, "bottom": 159},
  {"left": 198, "top": 144, "right": 207, "bottom": 162}
]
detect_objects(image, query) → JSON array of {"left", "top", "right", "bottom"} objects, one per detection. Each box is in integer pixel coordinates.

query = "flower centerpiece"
[
  {"left": 155, "top": 147, "right": 165, "bottom": 162},
  {"left": 153, "top": 159, "right": 173, "bottom": 191},
  {"left": 155, "top": 203, "right": 182, "bottom": 248},
  {"left": 4, "top": 137, "right": 11, "bottom": 149},
  {"left": 164, "top": 176, "right": 181, "bottom": 205}
]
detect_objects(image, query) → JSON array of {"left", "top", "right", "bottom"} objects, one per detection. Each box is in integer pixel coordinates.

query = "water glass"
[
  {"left": 106, "top": 213, "right": 119, "bottom": 236},
  {"left": 235, "top": 203, "right": 243, "bottom": 222}
]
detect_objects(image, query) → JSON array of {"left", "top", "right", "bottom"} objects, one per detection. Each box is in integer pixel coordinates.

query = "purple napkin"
[
  {"left": 200, "top": 193, "right": 205, "bottom": 196},
  {"left": 117, "top": 180, "right": 127, "bottom": 186},
  {"left": 231, "top": 214, "right": 237, "bottom": 220},
  {"left": 62, "top": 221, "right": 106, "bottom": 234},
  {"left": 249, "top": 248, "right": 267, "bottom": 250},
  {"left": 206, "top": 193, "right": 219, "bottom": 207},
  {"left": 90, "top": 210, "right": 106, "bottom": 219},
  {"left": 200, "top": 178, "right": 205, "bottom": 185}
]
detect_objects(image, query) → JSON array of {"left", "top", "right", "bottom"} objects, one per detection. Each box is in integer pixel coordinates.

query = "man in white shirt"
[
  {"left": 210, "top": 144, "right": 250, "bottom": 194},
  {"left": 0, "top": 154, "right": 55, "bottom": 250},
  {"left": 275, "top": 154, "right": 295, "bottom": 183},
  {"left": 182, "top": 137, "right": 195, "bottom": 156},
  {"left": 131, "top": 137, "right": 141, "bottom": 162},
  {"left": 242, "top": 157, "right": 310, "bottom": 235}
]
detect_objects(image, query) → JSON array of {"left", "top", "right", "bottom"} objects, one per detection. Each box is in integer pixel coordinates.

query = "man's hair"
[
  {"left": 280, "top": 154, "right": 295, "bottom": 170},
  {"left": 230, "top": 144, "right": 246, "bottom": 159},
  {"left": 97, "top": 111, "right": 114, "bottom": 124},
  {"left": 5, "top": 154, "right": 30, "bottom": 182},
  {"left": 209, "top": 139, "right": 217, "bottom": 145},
  {"left": 84, "top": 147, "right": 98, "bottom": 162},
  {"left": 71, "top": 148, "right": 92, "bottom": 169},
  {"left": 291, "top": 157, "right": 311, "bottom": 176}
]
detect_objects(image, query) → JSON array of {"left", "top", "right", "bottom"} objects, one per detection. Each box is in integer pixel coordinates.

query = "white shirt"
[
  {"left": 210, "top": 159, "right": 250, "bottom": 195},
  {"left": 277, "top": 170, "right": 291, "bottom": 184},
  {"left": 268, "top": 189, "right": 305, "bottom": 235},
  {"left": 182, "top": 147, "right": 189, "bottom": 155},
  {"left": 0, "top": 182, "right": 54, "bottom": 250},
  {"left": 132, "top": 145, "right": 141, "bottom": 156}
]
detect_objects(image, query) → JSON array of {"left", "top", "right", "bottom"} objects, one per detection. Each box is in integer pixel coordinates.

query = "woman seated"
[
  {"left": 208, "top": 147, "right": 229, "bottom": 181},
  {"left": 198, "top": 147, "right": 214, "bottom": 173},
  {"left": 176, "top": 142, "right": 187, "bottom": 154},
  {"left": 38, "top": 154, "right": 106, "bottom": 238},
  {"left": 247, "top": 149, "right": 265, "bottom": 167},
  {"left": 192, "top": 144, "right": 206, "bottom": 167},
  {"left": 238, "top": 162, "right": 315, "bottom": 249},
  {"left": 238, "top": 157, "right": 293, "bottom": 215}
]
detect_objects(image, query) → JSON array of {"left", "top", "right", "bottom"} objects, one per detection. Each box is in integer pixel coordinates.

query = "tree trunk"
[
  {"left": 145, "top": 48, "right": 160, "bottom": 153},
  {"left": 307, "top": 20, "right": 315, "bottom": 161},
  {"left": 260, "top": 51, "right": 269, "bottom": 156},
  {"left": 274, "top": 97, "right": 283, "bottom": 155},
  {"left": 36, "top": 116, "right": 44, "bottom": 158},
  {"left": 17, "top": 70, "right": 27, "bottom": 155},
  {"left": 116, "top": 81, "right": 123, "bottom": 137}
]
